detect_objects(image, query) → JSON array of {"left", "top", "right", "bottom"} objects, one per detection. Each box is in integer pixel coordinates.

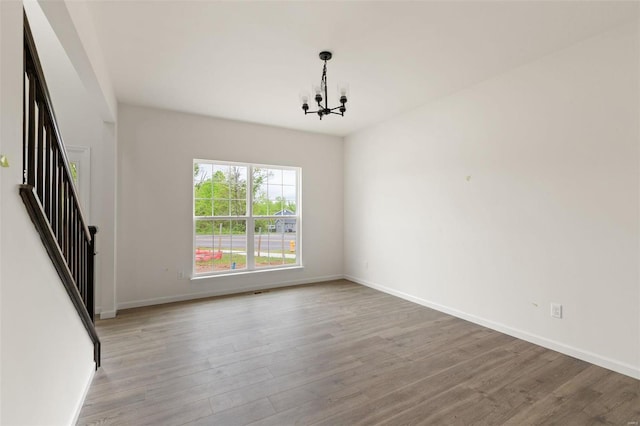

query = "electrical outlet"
[
  {"left": 364, "top": 260, "right": 368, "bottom": 270},
  {"left": 551, "top": 303, "right": 562, "bottom": 319},
  {"left": 177, "top": 271, "right": 185, "bottom": 280}
]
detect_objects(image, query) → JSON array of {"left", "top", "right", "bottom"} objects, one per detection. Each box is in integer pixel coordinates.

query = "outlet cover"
[{"left": 551, "top": 303, "right": 562, "bottom": 319}]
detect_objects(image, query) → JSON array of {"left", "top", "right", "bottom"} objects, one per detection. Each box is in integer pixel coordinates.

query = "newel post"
[{"left": 87, "top": 226, "right": 98, "bottom": 322}]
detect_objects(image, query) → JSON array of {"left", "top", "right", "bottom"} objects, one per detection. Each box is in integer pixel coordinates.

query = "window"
[
  {"left": 66, "top": 146, "right": 91, "bottom": 216},
  {"left": 193, "top": 160, "right": 301, "bottom": 276}
]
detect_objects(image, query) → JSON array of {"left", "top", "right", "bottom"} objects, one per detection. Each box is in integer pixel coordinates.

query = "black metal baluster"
[
  {"left": 88, "top": 227, "right": 97, "bottom": 322},
  {"left": 27, "top": 71, "right": 36, "bottom": 187},
  {"left": 36, "top": 101, "right": 45, "bottom": 201},
  {"left": 44, "top": 120, "right": 52, "bottom": 221},
  {"left": 51, "top": 144, "right": 59, "bottom": 239},
  {"left": 57, "top": 157, "right": 64, "bottom": 247},
  {"left": 71, "top": 199, "right": 76, "bottom": 282},
  {"left": 23, "top": 50, "right": 28, "bottom": 184}
]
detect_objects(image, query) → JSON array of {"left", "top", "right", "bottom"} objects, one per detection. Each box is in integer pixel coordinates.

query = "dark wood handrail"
[{"left": 22, "top": 11, "right": 100, "bottom": 367}]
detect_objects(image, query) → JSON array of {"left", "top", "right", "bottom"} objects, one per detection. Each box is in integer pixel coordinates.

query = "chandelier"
[{"left": 301, "top": 51, "right": 348, "bottom": 120}]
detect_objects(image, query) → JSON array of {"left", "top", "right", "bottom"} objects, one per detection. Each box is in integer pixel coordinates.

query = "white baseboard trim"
[
  {"left": 99, "top": 310, "right": 117, "bottom": 319},
  {"left": 71, "top": 362, "right": 96, "bottom": 426},
  {"left": 345, "top": 274, "right": 640, "bottom": 380},
  {"left": 115, "top": 274, "right": 345, "bottom": 311}
]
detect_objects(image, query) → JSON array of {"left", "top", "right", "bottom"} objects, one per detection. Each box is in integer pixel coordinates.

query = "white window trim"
[{"left": 192, "top": 159, "right": 302, "bottom": 277}]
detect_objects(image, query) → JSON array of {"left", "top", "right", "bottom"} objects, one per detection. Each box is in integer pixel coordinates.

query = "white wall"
[
  {"left": 38, "top": 0, "right": 117, "bottom": 122},
  {"left": 117, "top": 104, "right": 343, "bottom": 308},
  {"left": 97, "top": 121, "right": 118, "bottom": 318},
  {"left": 0, "top": 1, "right": 96, "bottom": 424},
  {"left": 344, "top": 21, "right": 640, "bottom": 378},
  {"left": 0, "top": 3, "right": 6, "bottom": 421}
]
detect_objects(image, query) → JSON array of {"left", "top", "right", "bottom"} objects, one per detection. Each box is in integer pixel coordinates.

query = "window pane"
[
  {"left": 230, "top": 199, "right": 246, "bottom": 216},
  {"left": 282, "top": 169, "right": 296, "bottom": 186},
  {"left": 70, "top": 162, "right": 79, "bottom": 185},
  {"left": 212, "top": 220, "right": 229, "bottom": 271},
  {"left": 284, "top": 199, "right": 296, "bottom": 213},
  {"left": 267, "top": 184, "right": 283, "bottom": 200},
  {"left": 283, "top": 185, "right": 296, "bottom": 200},
  {"left": 194, "top": 163, "right": 212, "bottom": 186},
  {"left": 230, "top": 166, "right": 247, "bottom": 185},
  {"left": 254, "top": 219, "right": 296, "bottom": 268},
  {"left": 214, "top": 199, "right": 230, "bottom": 216},
  {"left": 227, "top": 166, "right": 247, "bottom": 201},
  {"left": 194, "top": 163, "right": 213, "bottom": 213},
  {"left": 195, "top": 219, "right": 214, "bottom": 273},
  {"left": 195, "top": 199, "right": 213, "bottom": 217},
  {"left": 252, "top": 168, "right": 269, "bottom": 216},
  {"left": 254, "top": 219, "right": 270, "bottom": 235},
  {"left": 253, "top": 168, "right": 269, "bottom": 194},
  {"left": 267, "top": 168, "right": 282, "bottom": 184},
  {"left": 253, "top": 199, "right": 268, "bottom": 216},
  {"left": 211, "top": 220, "right": 247, "bottom": 271},
  {"left": 213, "top": 164, "right": 229, "bottom": 176},
  {"left": 213, "top": 165, "right": 229, "bottom": 199},
  {"left": 267, "top": 184, "right": 283, "bottom": 215},
  {"left": 230, "top": 220, "right": 247, "bottom": 270}
]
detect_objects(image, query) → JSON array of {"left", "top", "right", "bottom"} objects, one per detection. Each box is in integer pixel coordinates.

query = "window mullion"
[
  {"left": 247, "top": 165, "right": 255, "bottom": 270},
  {"left": 296, "top": 170, "right": 301, "bottom": 264}
]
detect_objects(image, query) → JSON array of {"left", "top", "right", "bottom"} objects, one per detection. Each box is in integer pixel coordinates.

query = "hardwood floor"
[{"left": 78, "top": 280, "right": 639, "bottom": 425}]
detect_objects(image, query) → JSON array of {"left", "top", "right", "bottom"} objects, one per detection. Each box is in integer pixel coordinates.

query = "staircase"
[{"left": 20, "top": 11, "right": 101, "bottom": 367}]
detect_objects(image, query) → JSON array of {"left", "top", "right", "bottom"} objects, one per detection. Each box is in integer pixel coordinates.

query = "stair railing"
[{"left": 21, "top": 11, "right": 100, "bottom": 367}]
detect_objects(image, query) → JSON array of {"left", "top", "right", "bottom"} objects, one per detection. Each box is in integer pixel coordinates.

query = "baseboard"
[
  {"left": 345, "top": 274, "right": 640, "bottom": 380},
  {"left": 70, "top": 361, "right": 96, "bottom": 425},
  {"left": 99, "top": 310, "right": 117, "bottom": 319},
  {"left": 115, "top": 274, "right": 344, "bottom": 311}
]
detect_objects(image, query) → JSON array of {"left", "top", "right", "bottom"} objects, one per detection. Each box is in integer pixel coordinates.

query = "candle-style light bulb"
[
  {"left": 313, "top": 85, "right": 323, "bottom": 103},
  {"left": 337, "top": 83, "right": 349, "bottom": 104},
  {"left": 299, "top": 91, "right": 310, "bottom": 112}
]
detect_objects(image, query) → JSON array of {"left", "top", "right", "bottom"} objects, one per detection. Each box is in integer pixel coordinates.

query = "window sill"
[{"left": 190, "top": 265, "right": 304, "bottom": 281}]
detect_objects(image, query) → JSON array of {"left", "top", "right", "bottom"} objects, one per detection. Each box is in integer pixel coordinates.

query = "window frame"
[{"left": 192, "top": 159, "right": 302, "bottom": 277}]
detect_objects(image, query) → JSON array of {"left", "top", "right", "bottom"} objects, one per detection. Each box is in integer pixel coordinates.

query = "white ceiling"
[{"left": 86, "top": 1, "right": 637, "bottom": 137}]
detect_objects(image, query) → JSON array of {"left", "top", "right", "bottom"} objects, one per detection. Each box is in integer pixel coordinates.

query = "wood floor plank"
[
  {"left": 582, "top": 370, "right": 640, "bottom": 424},
  {"left": 207, "top": 355, "right": 363, "bottom": 414},
  {"left": 137, "top": 398, "right": 213, "bottom": 426},
  {"left": 377, "top": 345, "right": 550, "bottom": 425},
  {"left": 186, "top": 398, "right": 276, "bottom": 426},
  {"left": 77, "top": 280, "right": 640, "bottom": 425},
  {"left": 502, "top": 364, "right": 627, "bottom": 425},
  {"left": 313, "top": 340, "right": 531, "bottom": 426},
  {"left": 266, "top": 350, "right": 402, "bottom": 413}
]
